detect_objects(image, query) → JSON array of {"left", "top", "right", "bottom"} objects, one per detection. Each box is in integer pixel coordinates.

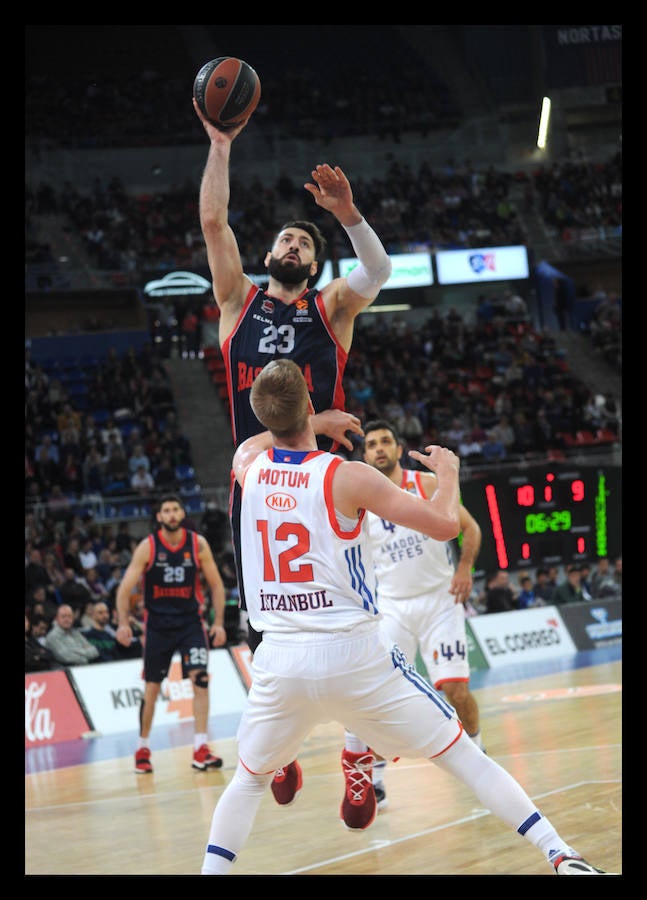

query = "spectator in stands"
[
  {"left": 100, "top": 416, "right": 124, "bottom": 451},
  {"left": 553, "top": 564, "right": 588, "bottom": 605},
  {"left": 613, "top": 555, "right": 622, "bottom": 592},
  {"left": 578, "top": 563, "right": 593, "bottom": 601},
  {"left": 480, "top": 431, "right": 507, "bottom": 463},
  {"left": 95, "top": 546, "right": 117, "bottom": 583},
  {"left": 44, "top": 604, "right": 100, "bottom": 666},
  {"left": 82, "top": 443, "right": 106, "bottom": 493},
  {"left": 487, "top": 415, "right": 515, "bottom": 454},
  {"left": 59, "top": 566, "right": 94, "bottom": 617},
  {"left": 131, "top": 463, "right": 156, "bottom": 496},
  {"left": 62, "top": 535, "right": 84, "bottom": 574},
  {"left": 25, "top": 614, "right": 58, "bottom": 672},
  {"left": 26, "top": 584, "right": 59, "bottom": 625},
  {"left": 395, "top": 407, "right": 424, "bottom": 444},
  {"left": 34, "top": 433, "right": 60, "bottom": 488},
  {"left": 103, "top": 443, "right": 130, "bottom": 494},
  {"left": 24, "top": 547, "right": 51, "bottom": 595},
  {"left": 533, "top": 567, "right": 556, "bottom": 605},
  {"left": 30, "top": 613, "right": 52, "bottom": 646},
  {"left": 444, "top": 417, "right": 467, "bottom": 452},
  {"left": 82, "top": 601, "right": 124, "bottom": 661},
  {"left": 128, "top": 442, "right": 151, "bottom": 476},
  {"left": 80, "top": 599, "right": 96, "bottom": 629},
  {"left": 60, "top": 452, "right": 83, "bottom": 495},
  {"left": 517, "top": 574, "right": 542, "bottom": 609},
  {"left": 590, "top": 557, "right": 621, "bottom": 599},
  {"left": 153, "top": 451, "right": 179, "bottom": 492},
  {"left": 502, "top": 289, "right": 528, "bottom": 320},
  {"left": 83, "top": 566, "right": 111, "bottom": 602},
  {"left": 56, "top": 402, "right": 82, "bottom": 435},
  {"left": 105, "top": 564, "right": 124, "bottom": 600},
  {"left": 79, "top": 536, "right": 99, "bottom": 572},
  {"left": 481, "top": 569, "right": 518, "bottom": 613}
]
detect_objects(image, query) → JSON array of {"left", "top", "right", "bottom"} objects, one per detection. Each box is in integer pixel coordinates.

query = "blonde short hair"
[{"left": 250, "top": 360, "right": 310, "bottom": 437}]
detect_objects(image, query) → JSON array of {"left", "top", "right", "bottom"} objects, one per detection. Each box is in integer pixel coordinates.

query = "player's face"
[
  {"left": 363, "top": 429, "right": 401, "bottom": 476},
  {"left": 266, "top": 228, "right": 317, "bottom": 285},
  {"left": 157, "top": 502, "right": 185, "bottom": 532}
]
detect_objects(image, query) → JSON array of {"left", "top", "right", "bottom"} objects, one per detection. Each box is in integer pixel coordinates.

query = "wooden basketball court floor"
[{"left": 25, "top": 645, "right": 622, "bottom": 877}]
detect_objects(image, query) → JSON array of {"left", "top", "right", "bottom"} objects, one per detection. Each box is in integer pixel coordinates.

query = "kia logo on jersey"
[{"left": 265, "top": 492, "right": 297, "bottom": 511}]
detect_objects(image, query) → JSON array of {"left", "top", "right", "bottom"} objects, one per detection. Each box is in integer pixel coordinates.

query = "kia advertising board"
[
  {"left": 468, "top": 606, "right": 577, "bottom": 668},
  {"left": 71, "top": 649, "right": 248, "bottom": 736}
]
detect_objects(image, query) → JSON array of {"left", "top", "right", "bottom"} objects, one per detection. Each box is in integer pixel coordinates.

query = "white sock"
[
  {"left": 202, "top": 762, "right": 273, "bottom": 874},
  {"left": 372, "top": 759, "right": 387, "bottom": 786},
  {"left": 195, "top": 733, "right": 208, "bottom": 750},
  {"left": 435, "top": 733, "right": 576, "bottom": 864},
  {"left": 344, "top": 730, "right": 369, "bottom": 754},
  {"left": 137, "top": 737, "right": 150, "bottom": 750}
]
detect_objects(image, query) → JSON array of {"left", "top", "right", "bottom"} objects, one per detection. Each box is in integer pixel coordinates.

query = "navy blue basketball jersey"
[
  {"left": 142, "top": 529, "right": 206, "bottom": 621},
  {"left": 221, "top": 284, "right": 348, "bottom": 450}
]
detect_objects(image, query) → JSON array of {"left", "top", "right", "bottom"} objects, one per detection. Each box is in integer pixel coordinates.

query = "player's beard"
[
  {"left": 267, "top": 255, "right": 312, "bottom": 285},
  {"left": 161, "top": 521, "right": 181, "bottom": 533},
  {"left": 371, "top": 456, "right": 397, "bottom": 477}
]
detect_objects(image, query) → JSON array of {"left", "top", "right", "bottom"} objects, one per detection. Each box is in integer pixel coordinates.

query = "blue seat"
[
  {"left": 179, "top": 482, "right": 201, "bottom": 496},
  {"left": 93, "top": 409, "right": 111, "bottom": 425},
  {"left": 183, "top": 496, "right": 205, "bottom": 514},
  {"left": 175, "top": 465, "right": 195, "bottom": 483}
]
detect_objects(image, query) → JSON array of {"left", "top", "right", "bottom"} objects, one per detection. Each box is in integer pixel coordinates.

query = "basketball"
[{"left": 193, "top": 57, "right": 261, "bottom": 130}]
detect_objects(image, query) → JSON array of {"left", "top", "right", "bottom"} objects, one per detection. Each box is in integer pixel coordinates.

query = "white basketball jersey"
[
  {"left": 366, "top": 468, "right": 455, "bottom": 600},
  {"left": 240, "top": 447, "right": 379, "bottom": 634}
]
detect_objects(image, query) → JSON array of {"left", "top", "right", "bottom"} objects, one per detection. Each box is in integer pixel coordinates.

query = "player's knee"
[{"left": 193, "top": 669, "right": 209, "bottom": 689}]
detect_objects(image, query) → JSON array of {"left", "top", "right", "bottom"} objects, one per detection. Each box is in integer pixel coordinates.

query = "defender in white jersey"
[
  {"left": 342, "top": 419, "right": 483, "bottom": 811},
  {"left": 365, "top": 419, "right": 482, "bottom": 737},
  {"left": 201, "top": 360, "right": 609, "bottom": 876}
]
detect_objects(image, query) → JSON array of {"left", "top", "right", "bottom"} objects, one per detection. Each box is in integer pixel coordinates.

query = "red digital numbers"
[
  {"left": 516, "top": 485, "right": 534, "bottom": 507},
  {"left": 571, "top": 479, "right": 585, "bottom": 502}
]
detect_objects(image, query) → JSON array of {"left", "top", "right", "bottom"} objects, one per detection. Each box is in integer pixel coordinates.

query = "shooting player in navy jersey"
[{"left": 194, "top": 99, "right": 393, "bottom": 805}]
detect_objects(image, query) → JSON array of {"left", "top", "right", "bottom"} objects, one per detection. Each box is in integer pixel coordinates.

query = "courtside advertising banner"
[
  {"left": 70, "top": 649, "right": 248, "bottom": 735},
  {"left": 25, "top": 670, "right": 93, "bottom": 747},
  {"left": 557, "top": 599, "right": 622, "bottom": 650},
  {"left": 468, "top": 606, "right": 577, "bottom": 668}
]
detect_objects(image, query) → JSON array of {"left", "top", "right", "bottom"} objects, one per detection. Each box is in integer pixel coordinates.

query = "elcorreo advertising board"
[
  {"left": 69, "top": 648, "right": 248, "bottom": 736},
  {"left": 557, "top": 599, "right": 622, "bottom": 650},
  {"left": 339, "top": 252, "right": 433, "bottom": 289},
  {"left": 436, "top": 245, "right": 529, "bottom": 284},
  {"left": 468, "top": 606, "right": 577, "bottom": 668}
]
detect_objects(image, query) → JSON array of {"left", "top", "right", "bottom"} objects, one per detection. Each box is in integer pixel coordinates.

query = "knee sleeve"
[{"left": 193, "top": 669, "right": 209, "bottom": 689}]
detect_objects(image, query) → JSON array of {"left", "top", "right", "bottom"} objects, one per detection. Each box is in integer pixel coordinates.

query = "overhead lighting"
[
  {"left": 537, "top": 96, "right": 551, "bottom": 150},
  {"left": 360, "top": 304, "right": 412, "bottom": 314}
]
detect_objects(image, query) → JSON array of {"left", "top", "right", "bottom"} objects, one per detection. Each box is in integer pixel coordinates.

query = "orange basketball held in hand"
[{"left": 193, "top": 57, "right": 261, "bottom": 130}]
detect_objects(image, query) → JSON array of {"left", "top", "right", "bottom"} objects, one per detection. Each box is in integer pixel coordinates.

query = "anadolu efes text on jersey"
[{"left": 240, "top": 448, "right": 380, "bottom": 633}]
